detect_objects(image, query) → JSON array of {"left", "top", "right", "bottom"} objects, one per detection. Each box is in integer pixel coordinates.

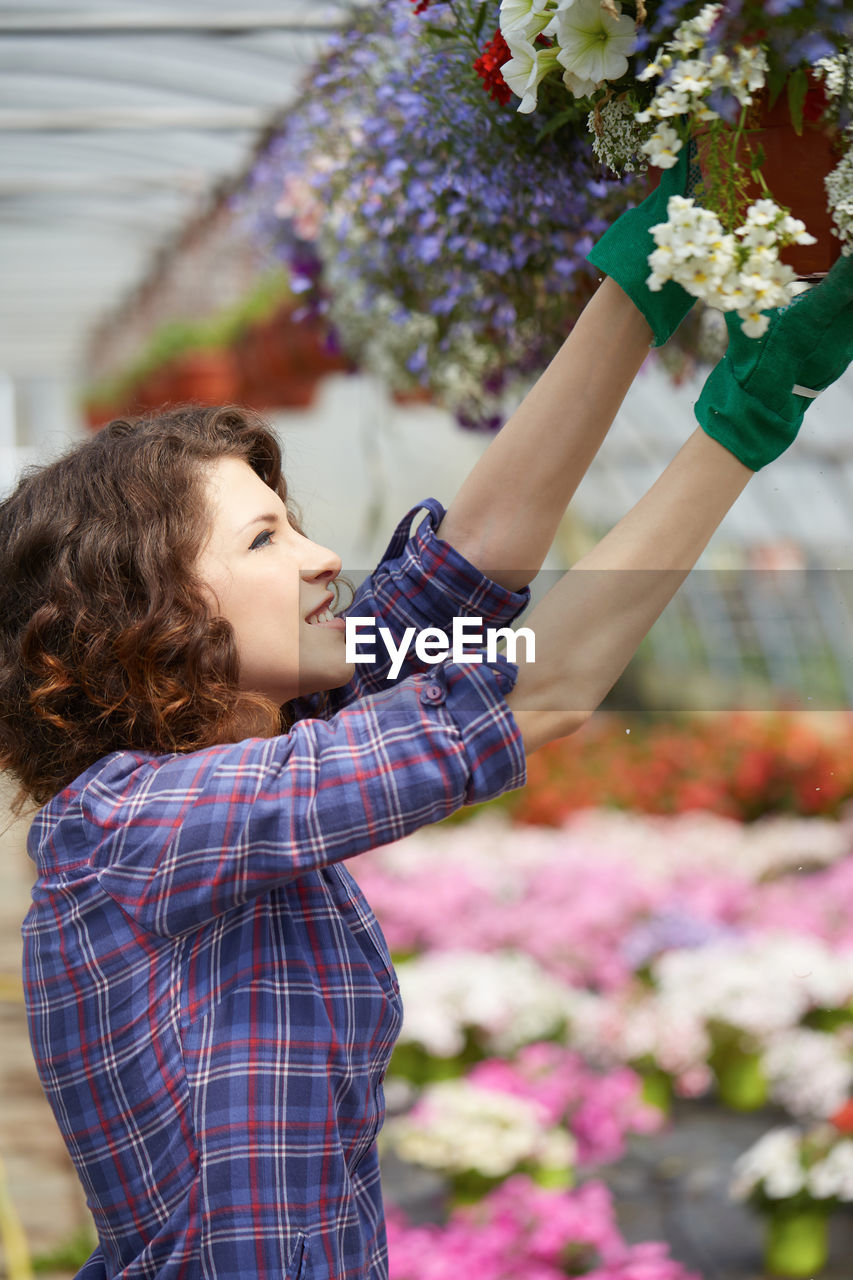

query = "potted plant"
[
  {"left": 496, "top": 0, "right": 852, "bottom": 336},
  {"left": 729, "top": 1120, "right": 853, "bottom": 1276}
]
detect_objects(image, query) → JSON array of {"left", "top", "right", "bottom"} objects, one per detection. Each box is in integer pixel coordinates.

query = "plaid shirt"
[{"left": 22, "top": 499, "right": 529, "bottom": 1280}]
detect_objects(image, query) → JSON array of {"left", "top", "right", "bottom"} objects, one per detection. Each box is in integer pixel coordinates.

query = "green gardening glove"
[
  {"left": 586, "top": 138, "right": 700, "bottom": 348},
  {"left": 695, "top": 252, "right": 853, "bottom": 472}
]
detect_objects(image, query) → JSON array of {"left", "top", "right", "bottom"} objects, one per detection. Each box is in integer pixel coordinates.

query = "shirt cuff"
[
  {"left": 379, "top": 498, "right": 531, "bottom": 628},
  {"left": 415, "top": 652, "right": 526, "bottom": 806}
]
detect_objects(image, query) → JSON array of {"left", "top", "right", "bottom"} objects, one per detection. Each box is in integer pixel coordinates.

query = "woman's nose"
[{"left": 300, "top": 539, "right": 342, "bottom": 585}]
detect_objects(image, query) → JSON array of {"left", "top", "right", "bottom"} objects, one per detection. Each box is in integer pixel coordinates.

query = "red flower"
[
  {"left": 830, "top": 1098, "right": 853, "bottom": 1134},
  {"left": 409, "top": 0, "right": 433, "bottom": 13},
  {"left": 473, "top": 29, "right": 513, "bottom": 106}
]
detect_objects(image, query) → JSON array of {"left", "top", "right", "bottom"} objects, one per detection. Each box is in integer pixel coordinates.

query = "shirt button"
[{"left": 420, "top": 682, "right": 446, "bottom": 706}]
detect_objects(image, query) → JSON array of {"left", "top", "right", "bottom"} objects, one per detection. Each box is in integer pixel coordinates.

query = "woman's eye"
[{"left": 249, "top": 530, "right": 274, "bottom": 551}]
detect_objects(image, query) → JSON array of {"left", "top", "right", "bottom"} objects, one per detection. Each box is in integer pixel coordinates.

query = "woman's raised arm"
[
  {"left": 507, "top": 252, "right": 853, "bottom": 753},
  {"left": 435, "top": 276, "right": 654, "bottom": 592},
  {"left": 436, "top": 146, "right": 698, "bottom": 591},
  {"left": 506, "top": 427, "right": 751, "bottom": 752}
]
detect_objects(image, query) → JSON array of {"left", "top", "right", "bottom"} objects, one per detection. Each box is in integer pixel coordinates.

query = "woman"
[{"left": 3, "top": 160, "right": 852, "bottom": 1278}]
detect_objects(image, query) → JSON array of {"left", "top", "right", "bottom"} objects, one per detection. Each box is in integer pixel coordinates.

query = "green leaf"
[
  {"left": 765, "top": 65, "right": 788, "bottom": 110},
  {"left": 787, "top": 66, "right": 809, "bottom": 136},
  {"left": 749, "top": 142, "right": 766, "bottom": 175},
  {"left": 472, "top": 2, "right": 489, "bottom": 40},
  {"left": 424, "top": 24, "right": 457, "bottom": 39},
  {"left": 534, "top": 107, "right": 576, "bottom": 143}
]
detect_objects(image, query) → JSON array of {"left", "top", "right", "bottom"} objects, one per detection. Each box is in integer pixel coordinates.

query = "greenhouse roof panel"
[{"left": 0, "top": 0, "right": 352, "bottom": 376}]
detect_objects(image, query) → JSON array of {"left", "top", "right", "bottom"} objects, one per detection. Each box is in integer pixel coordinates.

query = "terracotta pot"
[
  {"left": 134, "top": 366, "right": 180, "bottom": 410},
  {"left": 171, "top": 349, "right": 241, "bottom": 404},
  {"left": 696, "top": 79, "right": 844, "bottom": 277},
  {"left": 235, "top": 305, "right": 349, "bottom": 409},
  {"left": 84, "top": 402, "right": 120, "bottom": 430}
]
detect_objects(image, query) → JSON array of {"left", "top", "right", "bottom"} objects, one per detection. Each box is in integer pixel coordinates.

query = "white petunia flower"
[
  {"left": 562, "top": 68, "right": 599, "bottom": 97},
  {"left": 551, "top": 0, "right": 637, "bottom": 90},
  {"left": 500, "top": 0, "right": 556, "bottom": 41},
  {"left": 501, "top": 39, "right": 561, "bottom": 113}
]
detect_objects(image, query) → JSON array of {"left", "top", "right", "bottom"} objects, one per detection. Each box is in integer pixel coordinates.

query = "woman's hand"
[
  {"left": 695, "top": 252, "right": 853, "bottom": 471},
  {"left": 586, "top": 137, "right": 700, "bottom": 348}
]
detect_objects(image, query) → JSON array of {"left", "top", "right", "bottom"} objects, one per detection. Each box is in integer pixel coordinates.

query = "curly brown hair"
[{"left": 0, "top": 404, "right": 313, "bottom": 812}]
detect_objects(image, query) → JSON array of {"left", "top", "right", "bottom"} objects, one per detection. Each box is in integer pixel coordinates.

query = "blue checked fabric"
[{"left": 22, "top": 499, "right": 530, "bottom": 1280}]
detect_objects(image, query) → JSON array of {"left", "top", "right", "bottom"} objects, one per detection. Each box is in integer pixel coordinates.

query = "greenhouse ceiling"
[{"left": 0, "top": 0, "right": 354, "bottom": 379}]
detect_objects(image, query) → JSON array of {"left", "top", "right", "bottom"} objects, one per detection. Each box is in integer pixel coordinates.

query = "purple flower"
[{"left": 234, "top": 0, "right": 637, "bottom": 429}]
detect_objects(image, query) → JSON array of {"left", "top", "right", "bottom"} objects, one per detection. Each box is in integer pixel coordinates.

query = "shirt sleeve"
[
  {"left": 83, "top": 655, "right": 526, "bottom": 938},
  {"left": 291, "top": 498, "right": 531, "bottom": 717}
]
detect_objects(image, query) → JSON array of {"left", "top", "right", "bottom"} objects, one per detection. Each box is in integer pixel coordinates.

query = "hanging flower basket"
[
  {"left": 235, "top": 305, "right": 349, "bottom": 410},
  {"left": 494, "top": 1, "right": 853, "bottom": 338},
  {"left": 763, "top": 1205, "right": 831, "bottom": 1278},
  {"left": 168, "top": 349, "right": 241, "bottom": 404}
]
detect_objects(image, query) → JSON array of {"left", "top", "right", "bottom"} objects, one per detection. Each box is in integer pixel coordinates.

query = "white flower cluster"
[
  {"left": 809, "top": 1135, "right": 853, "bottom": 1200},
  {"left": 567, "top": 984, "right": 712, "bottom": 1086},
  {"left": 825, "top": 144, "right": 853, "bottom": 257},
  {"left": 763, "top": 1027, "right": 853, "bottom": 1121},
  {"left": 628, "top": 1, "right": 813, "bottom": 336},
  {"left": 588, "top": 98, "right": 652, "bottom": 176},
  {"left": 636, "top": 4, "right": 767, "bottom": 141},
  {"left": 647, "top": 195, "right": 815, "bottom": 337},
  {"left": 394, "top": 949, "right": 575, "bottom": 1057},
  {"left": 654, "top": 935, "right": 853, "bottom": 1041},
  {"left": 382, "top": 1077, "right": 576, "bottom": 1177},
  {"left": 730, "top": 1128, "right": 807, "bottom": 1200},
  {"left": 730, "top": 1125, "right": 853, "bottom": 1203},
  {"left": 499, "top": 0, "right": 638, "bottom": 113},
  {"left": 816, "top": 53, "right": 853, "bottom": 253},
  {"left": 814, "top": 54, "right": 853, "bottom": 110}
]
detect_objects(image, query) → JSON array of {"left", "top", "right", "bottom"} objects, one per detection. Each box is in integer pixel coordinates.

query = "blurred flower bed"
[
  {"left": 366, "top": 713, "right": 853, "bottom": 1276},
  {"left": 504, "top": 712, "right": 853, "bottom": 824}
]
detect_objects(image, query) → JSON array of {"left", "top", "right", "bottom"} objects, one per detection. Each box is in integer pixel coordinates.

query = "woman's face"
[{"left": 194, "top": 455, "right": 354, "bottom": 704}]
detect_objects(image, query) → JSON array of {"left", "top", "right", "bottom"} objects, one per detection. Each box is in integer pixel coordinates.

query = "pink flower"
[{"left": 387, "top": 1178, "right": 700, "bottom": 1280}]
